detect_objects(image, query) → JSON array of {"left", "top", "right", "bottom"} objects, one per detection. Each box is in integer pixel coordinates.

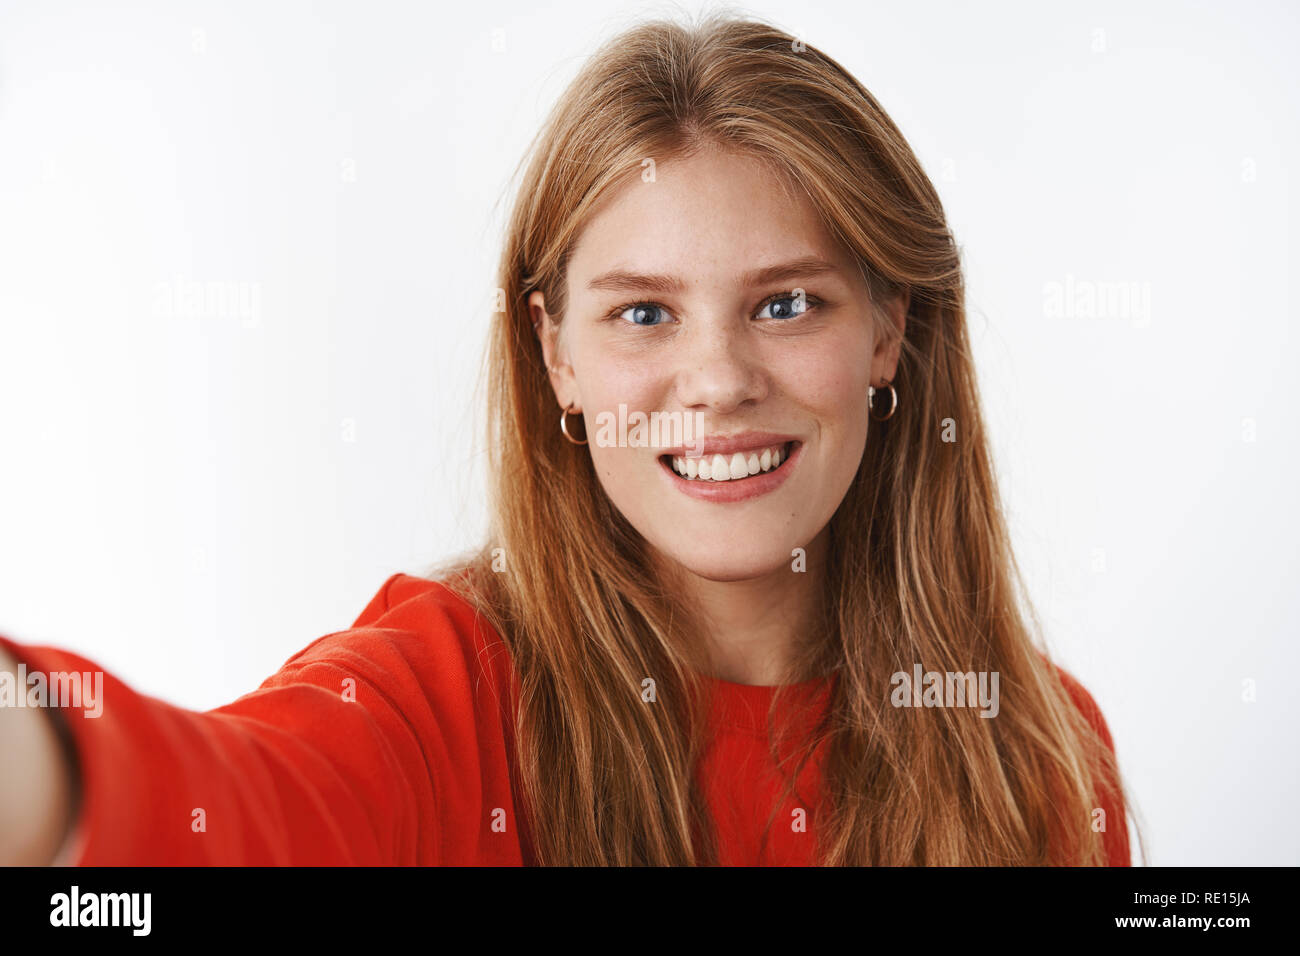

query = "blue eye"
[
  {"left": 617, "top": 303, "right": 668, "bottom": 326},
  {"left": 607, "top": 291, "right": 819, "bottom": 326},
  {"left": 757, "top": 292, "right": 812, "bottom": 320}
]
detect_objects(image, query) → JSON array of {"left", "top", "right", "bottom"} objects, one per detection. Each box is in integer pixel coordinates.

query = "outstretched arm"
[{"left": 0, "top": 629, "right": 441, "bottom": 865}]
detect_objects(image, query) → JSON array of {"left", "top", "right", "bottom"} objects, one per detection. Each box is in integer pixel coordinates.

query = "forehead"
[{"left": 567, "top": 147, "right": 852, "bottom": 284}]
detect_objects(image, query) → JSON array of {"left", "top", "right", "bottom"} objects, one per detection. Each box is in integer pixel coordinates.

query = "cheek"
[
  {"left": 571, "top": 329, "right": 664, "bottom": 405},
  {"left": 775, "top": 333, "right": 874, "bottom": 418},
  {"left": 575, "top": 357, "right": 667, "bottom": 432},
  {"left": 775, "top": 333, "right": 874, "bottom": 497},
  {"left": 572, "top": 353, "right": 666, "bottom": 484}
]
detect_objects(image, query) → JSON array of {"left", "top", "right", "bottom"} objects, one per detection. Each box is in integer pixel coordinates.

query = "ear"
[
  {"left": 871, "top": 287, "right": 910, "bottom": 385},
  {"left": 529, "top": 290, "right": 579, "bottom": 411}
]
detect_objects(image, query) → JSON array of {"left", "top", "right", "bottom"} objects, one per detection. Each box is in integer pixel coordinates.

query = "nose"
[{"left": 673, "top": 317, "right": 769, "bottom": 414}]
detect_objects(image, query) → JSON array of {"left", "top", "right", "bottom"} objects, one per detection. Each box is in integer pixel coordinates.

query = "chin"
[{"left": 653, "top": 541, "right": 801, "bottom": 584}]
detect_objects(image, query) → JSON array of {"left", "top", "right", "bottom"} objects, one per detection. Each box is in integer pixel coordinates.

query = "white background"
[{"left": 0, "top": 0, "right": 1296, "bottom": 865}]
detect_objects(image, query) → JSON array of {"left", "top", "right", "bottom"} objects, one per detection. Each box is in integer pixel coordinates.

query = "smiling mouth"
[{"left": 659, "top": 441, "right": 798, "bottom": 482}]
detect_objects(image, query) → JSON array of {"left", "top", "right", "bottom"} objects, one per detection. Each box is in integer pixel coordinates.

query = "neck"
[{"left": 659, "top": 528, "right": 829, "bottom": 686}]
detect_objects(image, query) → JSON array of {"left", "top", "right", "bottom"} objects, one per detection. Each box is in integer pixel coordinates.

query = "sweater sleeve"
[
  {"left": 1054, "top": 666, "right": 1132, "bottom": 867},
  {"left": 0, "top": 572, "right": 520, "bottom": 866}
]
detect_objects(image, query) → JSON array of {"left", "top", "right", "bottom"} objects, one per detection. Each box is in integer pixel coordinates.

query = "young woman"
[{"left": 0, "top": 13, "right": 1139, "bottom": 866}]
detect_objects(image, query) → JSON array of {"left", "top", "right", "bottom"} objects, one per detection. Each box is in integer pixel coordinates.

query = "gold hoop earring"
[
  {"left": 560, "top": 403, "right": 588, "bottom": 444},
  {"left": 868, "top": 380, "right": 898, "bottom": 421}
]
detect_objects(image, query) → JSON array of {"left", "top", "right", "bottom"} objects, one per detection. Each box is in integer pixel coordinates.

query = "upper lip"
[{"left": 657, "top": 431, "right": 800, "bottom": 458}]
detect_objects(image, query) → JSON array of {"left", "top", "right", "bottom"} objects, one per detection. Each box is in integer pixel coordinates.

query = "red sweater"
[{"left": 0, "top": 572, "right": 1130, "bottom": 866}]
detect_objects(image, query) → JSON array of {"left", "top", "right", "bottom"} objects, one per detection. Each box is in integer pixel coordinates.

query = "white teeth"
[{"left": 669, "top": 444, "right": 791, "bottom": 482}]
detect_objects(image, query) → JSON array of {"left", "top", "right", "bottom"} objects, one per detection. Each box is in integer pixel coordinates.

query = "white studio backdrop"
[{"left": 0, "top": 0, "right": 1296, "bottom": 865}]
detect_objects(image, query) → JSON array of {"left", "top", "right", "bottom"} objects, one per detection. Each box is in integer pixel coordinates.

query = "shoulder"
[
  {"left": 263, "top": 572, "right": 517, "bottom": 713},
  {"left": 346, "top": 573, "right": 477, "bottom": 630},
  {"left": 1049, "top": 661, "right": 1116, "bottom": 752},
  {"left": 1047, "top": 660, "right": 1132, "bottom": 865}
]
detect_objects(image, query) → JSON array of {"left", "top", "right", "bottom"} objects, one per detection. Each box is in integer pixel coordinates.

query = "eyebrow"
[{"left": 585, "top": 255, "right": 841, "bottom": 295}]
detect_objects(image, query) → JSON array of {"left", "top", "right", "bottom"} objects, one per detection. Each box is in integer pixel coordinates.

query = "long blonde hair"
[{"left": 434, "top": 11, "right": 1142, "bottom": 866}]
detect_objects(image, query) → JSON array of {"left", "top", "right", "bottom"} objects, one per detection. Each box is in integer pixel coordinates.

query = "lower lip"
[{"left": 658, "top": 442, "right": 801, "bottom": 503}]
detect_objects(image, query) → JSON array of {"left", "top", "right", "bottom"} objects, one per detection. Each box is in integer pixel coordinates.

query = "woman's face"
[{"left": 532, "top": 147, "right": 906, "bottom": 584}]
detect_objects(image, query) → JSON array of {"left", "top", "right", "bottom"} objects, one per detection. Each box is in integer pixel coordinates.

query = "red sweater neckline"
[{"left": 705, "top": 670, "right": 838, "bottom": 736}]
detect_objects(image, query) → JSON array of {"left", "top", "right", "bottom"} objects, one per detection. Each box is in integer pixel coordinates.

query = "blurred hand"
[{"left": 0, "top": 645, "right": 77, "bottom": 865}]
